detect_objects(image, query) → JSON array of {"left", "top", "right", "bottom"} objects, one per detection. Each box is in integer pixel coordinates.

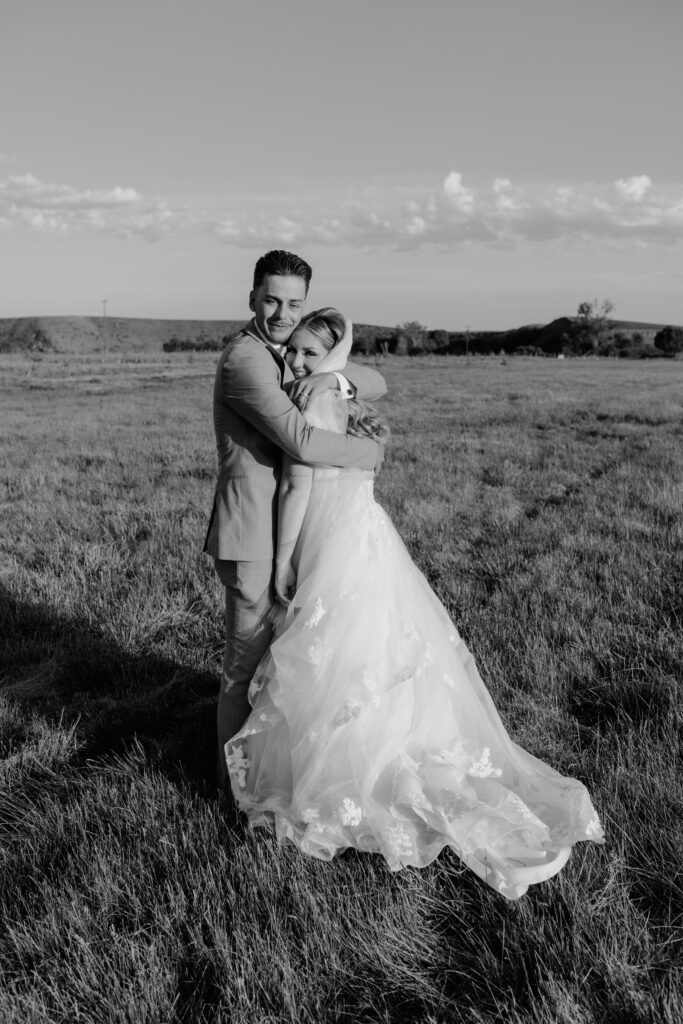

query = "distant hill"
[
  {"left": 1, "top": 314, "right": 680, "bottom": 357},
  {"left": 0, "top": 316, "right": 245, "bottom": 355},
  {"left": 426, "top": 318, "right": 682, "bottom": 358},
  {"left": 0, "top": 316, "right": 397, "bottom": 355},
  {"left": 0, "top": 315, "right": 396, "bottom": 356}
]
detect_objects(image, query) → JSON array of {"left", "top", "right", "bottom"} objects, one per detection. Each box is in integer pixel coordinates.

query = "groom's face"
[{"left": 249, "top": 274, "right": 307, "bottom": 346}]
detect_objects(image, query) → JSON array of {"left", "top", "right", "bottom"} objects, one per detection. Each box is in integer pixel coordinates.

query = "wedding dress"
[{"left": 226, "top": 392, "right": 604, "bottom": 900}]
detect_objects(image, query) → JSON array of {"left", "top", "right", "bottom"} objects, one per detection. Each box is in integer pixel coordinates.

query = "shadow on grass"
[{"left": 0, "top": 583, "right": 221, "bottom": 799}]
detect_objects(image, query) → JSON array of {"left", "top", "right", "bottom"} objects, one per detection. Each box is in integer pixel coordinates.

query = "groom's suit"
[{"left": 204, "top": 321, "right": 386, "bottom": 787}]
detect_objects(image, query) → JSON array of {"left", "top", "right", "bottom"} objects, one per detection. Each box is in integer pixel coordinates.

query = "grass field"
[{"left": 1, "top": 354, "right": 682, "bottom": 1023}]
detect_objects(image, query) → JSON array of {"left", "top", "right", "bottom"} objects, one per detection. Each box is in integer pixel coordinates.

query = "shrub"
[
  {"left": 654, "top": 325, "right": 683, "bottom": 357},
  {"left": 163, "top": 338, "right": 224, "bottom": 353}
]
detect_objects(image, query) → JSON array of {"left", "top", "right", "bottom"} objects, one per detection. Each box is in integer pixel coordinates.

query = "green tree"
[
  {"left": 429, "top": 329, "right": 449, "bottom": 352},
  {"left": 573, "top": 299, "right": 614, "bottom": 354},
  {"left": 397, "top": 320, "right": 428, "bottom": 354},
  {"left": 654, "top": 325, "right": 683, "bottom": 357}
]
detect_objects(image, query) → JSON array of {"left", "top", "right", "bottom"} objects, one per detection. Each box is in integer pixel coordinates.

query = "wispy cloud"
[
  {"left": 614, "top": 175, "right": 652, "bottom": 202},
  {"left": 3, "top": 169, "right": 683, "bottom": 249},
  {"left": 210, "top": 172, "right": 683, "bottom": 249},
  {"left": 0, "top": 172, "right": 180, "bottom": 240}
]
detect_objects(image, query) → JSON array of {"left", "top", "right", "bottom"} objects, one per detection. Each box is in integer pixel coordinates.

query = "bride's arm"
[
  {"left": 275, "top": 392, "right": 346, "bottom": 604},
  {"left": 275, "top": 457, "right": 312, "bottom": 605}
]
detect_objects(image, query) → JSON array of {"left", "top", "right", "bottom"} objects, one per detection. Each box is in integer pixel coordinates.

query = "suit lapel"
[
  {"left": 281, "top": 356, "right": 294, "bottom": 384},
  {"left": 267, "top": 345, "right": 287, "bottom": 386},
  {"left": 242, "top": 320, "right": 291, "bottom": 386}
]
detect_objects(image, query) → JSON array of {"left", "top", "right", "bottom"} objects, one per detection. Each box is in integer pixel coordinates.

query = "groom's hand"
[
  {"left": 275, "top": 563, "right": 297, "bottom": 606},
  {"left": 288, "top": 372, "right": 339, "bottom": 410}
]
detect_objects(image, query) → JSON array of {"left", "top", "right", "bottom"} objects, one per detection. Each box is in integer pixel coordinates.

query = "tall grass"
[{"left": 1, "top": 354, "right": 682, "bottom": 1022}]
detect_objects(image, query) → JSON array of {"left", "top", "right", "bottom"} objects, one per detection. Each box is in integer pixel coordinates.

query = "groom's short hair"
[{"left": 253, "top": 250, "right": 312, "bottom": 293}]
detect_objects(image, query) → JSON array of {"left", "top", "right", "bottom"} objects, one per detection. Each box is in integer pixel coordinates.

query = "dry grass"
[{"left": 1, "top": 354, "right": 682, "bottom": 1023}]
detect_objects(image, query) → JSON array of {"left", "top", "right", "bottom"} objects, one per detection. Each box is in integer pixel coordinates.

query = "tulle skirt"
[{"left": 226, "top": 472, "right": 604, "bottom": 899}]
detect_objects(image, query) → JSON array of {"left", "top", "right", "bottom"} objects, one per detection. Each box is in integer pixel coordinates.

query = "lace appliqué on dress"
[
  {"left": 584, "top": 811, "right": 604, "bottom": 840},
  {"left": 308, "top": 637, "right": 329, "bottom": 667},
  {"left": 338, "top": 798, "right": 362, "bottom": 827},
  {"left": 333, "top": 698, "right": 365, "bottom": 727},
  {"left": 362, "top": 670, "right": 382, "bottom": 708},
  {"left": 384, "top": 824, "right": 414, "bottom": 862},
  {"left": 304, "top": 597, "right": 326, "bottom": 629},
  {"left": 468, "top": 747, "right": 503, "bottom": 779},
  {"left": 441, "top": 790, "right": 479, "bottom": 822},
  {"left": 428, "top": 743, "right": 469, "bottom": 770},
  {"left": 226, "top": 744, "right": 250, "bottom": 789}
]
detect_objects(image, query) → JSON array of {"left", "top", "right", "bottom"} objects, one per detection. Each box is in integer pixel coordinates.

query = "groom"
[{"left": 204, "top": 250, "right": 386, "bottom": 790}]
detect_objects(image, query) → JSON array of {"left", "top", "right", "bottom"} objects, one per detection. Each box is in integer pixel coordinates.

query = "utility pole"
[{"left": 102, "top": 299, "right": 108, "bottom": 354}]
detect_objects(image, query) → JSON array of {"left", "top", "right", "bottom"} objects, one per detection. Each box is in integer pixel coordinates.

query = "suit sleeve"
[
  {"left": 221, "top": 343, "right": 378, "bottom": 469},
  {"left": 342, "top": 362, "right": 387, "bottom": 401}
]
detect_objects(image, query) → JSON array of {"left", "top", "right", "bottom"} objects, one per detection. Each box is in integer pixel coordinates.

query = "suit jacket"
[{"left": 203, "top": 322, "right": 387, "bottom": 561}]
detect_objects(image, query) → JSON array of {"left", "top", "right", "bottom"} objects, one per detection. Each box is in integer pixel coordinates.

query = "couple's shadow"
[{"left": 1, "top": 582, "right": 223, "bottom": 802}]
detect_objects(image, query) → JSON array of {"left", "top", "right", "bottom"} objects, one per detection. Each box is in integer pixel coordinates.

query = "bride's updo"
[{"left": 300, "top": 307, "right": 390, "bottom": 445}]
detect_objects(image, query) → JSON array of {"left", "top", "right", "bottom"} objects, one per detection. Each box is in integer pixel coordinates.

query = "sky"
[{"left": 1, "top": 0, "right": 682, "bottom": 330}]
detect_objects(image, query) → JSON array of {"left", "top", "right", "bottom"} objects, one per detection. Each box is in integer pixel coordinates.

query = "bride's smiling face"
[{"left": 286, "top": 328, "right": 329, "bottom": 378}]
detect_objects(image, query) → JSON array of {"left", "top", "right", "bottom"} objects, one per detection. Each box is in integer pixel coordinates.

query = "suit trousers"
[{"left": 214, "top": 557, "right": 275, "bottom": 791}]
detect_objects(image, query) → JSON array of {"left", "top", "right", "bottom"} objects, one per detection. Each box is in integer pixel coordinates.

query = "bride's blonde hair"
[
  {"left": 346, "top": 399, "right": 390, "bottom": 443},
  {"left": 298, "top": 307, "right": 346, "bottom": 350},
  {"left": 299, "top": 307, "right": 390, "bottom": 444}
]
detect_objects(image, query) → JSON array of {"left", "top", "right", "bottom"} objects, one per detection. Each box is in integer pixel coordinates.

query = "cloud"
[
  {"left": 405, "top": 215, "right": 427, "bottom": 236},
  {"left": 492, "top": 177, "right": 526, "bottom": 216},
  {"left": 443, "top": 171, "right": 475, "bottom": 214},
  {"left": 3, "top": 168, "right": 683, "bottom": 251},
  {"left": 615, "top": 175, "right": 652, "bottom": 202},
  {"left": 0, "top": 171, "right": 179, "bottom": 239},
  {"left": 2, "top": 172, "right": 141, "bottom": 210},
  {"left": 206, "top": 171, "right": 683, "bottom": 249}
]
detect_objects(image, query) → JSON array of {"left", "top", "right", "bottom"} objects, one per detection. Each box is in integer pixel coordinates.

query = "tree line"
[
  {"left": 373, "top": 303, "right": 682, "bottom": 358},
  {"left": 161, "top": 302, "right": 683, "bottom": 359}
]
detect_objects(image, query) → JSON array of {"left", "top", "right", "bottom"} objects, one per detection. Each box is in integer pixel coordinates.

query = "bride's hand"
[
  {"left": 275, "top": 562, "right": 297, "bottom": 606},
  {"left": 288, "top": 372, "right": 338, "bottom": 409}
]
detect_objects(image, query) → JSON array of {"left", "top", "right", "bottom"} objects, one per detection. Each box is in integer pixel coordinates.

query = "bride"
[{"left": 225, "top": 308, "right": 604, "bottom": 900}]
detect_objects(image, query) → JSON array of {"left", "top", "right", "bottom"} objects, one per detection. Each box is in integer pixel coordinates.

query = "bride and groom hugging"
[
  {"left": 203, "top": 248, "right": 387, "bottom": 788},
  {"left": 203, "top": 248, "right": 604, "bottom": 901}
]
